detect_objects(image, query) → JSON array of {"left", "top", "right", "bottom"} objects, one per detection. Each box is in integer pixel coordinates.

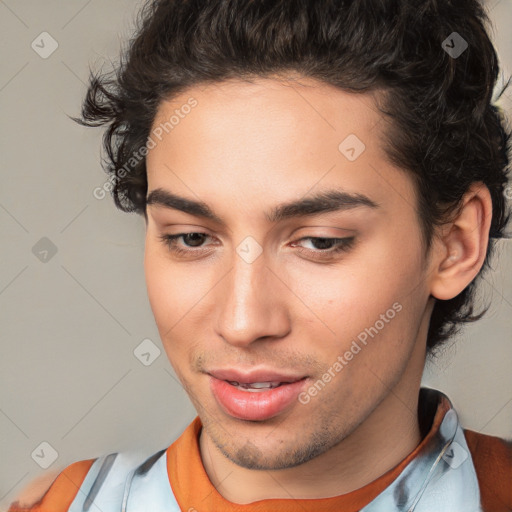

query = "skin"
[{"left": 142, "top": 76, "right": 492, "bottom": 503}]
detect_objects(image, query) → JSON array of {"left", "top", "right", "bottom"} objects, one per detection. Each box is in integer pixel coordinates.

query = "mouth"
[
  {"left": 207, "top": 369, "right": 309, "bottom": 421},
  {"left": 224, "top": 380, "right": 286, "bottom": 391}
]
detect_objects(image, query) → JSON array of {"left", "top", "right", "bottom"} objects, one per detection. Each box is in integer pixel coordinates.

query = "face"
[{"left": 144, "top": 77, "right": 433, "bottom": 470}]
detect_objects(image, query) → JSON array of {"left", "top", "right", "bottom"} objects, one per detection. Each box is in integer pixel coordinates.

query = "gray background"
[{"left": 1, "top": 0, "right": 511, "bottom": 508}]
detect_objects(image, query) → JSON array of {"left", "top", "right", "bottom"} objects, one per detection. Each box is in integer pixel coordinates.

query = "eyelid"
[
  {"left": 158, "top": 228, "right": 354, "bottom": 245},
  {"left": 158, "top": 231, "right": 356, "bottom": 260}
]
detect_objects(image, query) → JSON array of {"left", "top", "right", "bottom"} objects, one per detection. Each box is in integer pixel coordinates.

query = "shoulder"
[
  {"left": 8, "top": 448, "right": 167, "bottom": 512},
  {"left": 464, "top": 428, "right": 512, "bottom": 511},
  {"left": 8, "top": 458, "right": 97, "bottom": 512}
]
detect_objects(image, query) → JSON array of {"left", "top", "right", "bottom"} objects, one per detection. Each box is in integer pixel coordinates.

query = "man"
[{"left": 9, "top": 0, "right": 512, "bottom": 510}]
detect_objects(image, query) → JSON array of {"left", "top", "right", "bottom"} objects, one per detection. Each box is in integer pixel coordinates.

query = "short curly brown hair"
[{"left": 75, "top": 0, "right": 511, "bottom": 354}]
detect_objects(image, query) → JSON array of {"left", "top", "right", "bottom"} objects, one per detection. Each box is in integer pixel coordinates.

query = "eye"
[
  {"left": 158, "top": 232, "right": 213, "bottom": 256},
  {"left": 159, "top": 232, "right": 356, "bottom": 260},
  {"left": 290, "top": 236, "right": 355, "bottom": 259}
]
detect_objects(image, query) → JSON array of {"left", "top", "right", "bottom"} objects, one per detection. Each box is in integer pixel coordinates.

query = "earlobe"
[{"left": 429, "top": 183, "right": 492, "bottom": 301}]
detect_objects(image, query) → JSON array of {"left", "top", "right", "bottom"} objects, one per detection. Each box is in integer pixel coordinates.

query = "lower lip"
[{"left": 209, "top": 376, "right": 308, "bottom": 421}]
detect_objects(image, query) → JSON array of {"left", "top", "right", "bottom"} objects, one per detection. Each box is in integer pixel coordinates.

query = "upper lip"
[{"left": 208, "top": 368, "right": 307, "bottom": 384}]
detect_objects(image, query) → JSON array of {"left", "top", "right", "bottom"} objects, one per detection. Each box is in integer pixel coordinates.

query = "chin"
[{"left": 207, "top": 418, "right": 339, "bottom": 471}]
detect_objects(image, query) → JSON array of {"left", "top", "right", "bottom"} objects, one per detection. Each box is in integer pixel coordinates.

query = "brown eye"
[
  {"left": 158, "top": 232, "right": 214, "bottom": 255},
  {"left": 291, "top": 236, "right": 355, "bottom": 259}
]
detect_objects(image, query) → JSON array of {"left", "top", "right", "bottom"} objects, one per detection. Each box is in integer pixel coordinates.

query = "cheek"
[
  {"left": 282, "top": 235, "right": 423, "bottom": 348},
  {"left": 144, "top": 240, "right": 195, "bottom": 316},
  {"left": 330, "top": 242, "right": 426, "bottom": 386},
  {"left": 144, "top": 244, "right": 167, "bottom": 318},
  {"left": 143, "top": 240, "right": 217, "bottom": 347},
  {"left": 144, "top": 242, "right": 186, "bottom": 335},
  {"left": 144, "top": 247, "right": 192, "bottom": 376}
]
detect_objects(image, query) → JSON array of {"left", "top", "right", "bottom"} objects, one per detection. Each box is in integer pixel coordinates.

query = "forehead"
[
  {"left": 145, "top": 77, "right": 415, "bottom": 223},
  {"left": 150, "top": 76, "right": 383, "bottom": 145},
  {"left": 147, "top": 77, "right": 385, "bottom": 173}
]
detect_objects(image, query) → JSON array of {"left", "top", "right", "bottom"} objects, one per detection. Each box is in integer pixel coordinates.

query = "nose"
[{"left": 214, "top": 247, "right": 291, "bottom": 348}]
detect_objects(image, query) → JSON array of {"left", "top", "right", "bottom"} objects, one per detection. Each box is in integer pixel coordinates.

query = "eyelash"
[{"left": 158, "top": 232, "right": 355, "bottom": 260}]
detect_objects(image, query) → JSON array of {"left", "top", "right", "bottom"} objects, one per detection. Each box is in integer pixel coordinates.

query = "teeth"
[
  {"left": 228, "top": 380, "right": 282, "bottom": 390},
  {"left": 245, "top": 381, "right": 281, "bottom": 389}
]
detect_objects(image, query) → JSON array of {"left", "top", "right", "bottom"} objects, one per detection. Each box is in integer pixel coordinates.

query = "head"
[{"left": 77, "top": 0, "right": 511, "bottom": 470}]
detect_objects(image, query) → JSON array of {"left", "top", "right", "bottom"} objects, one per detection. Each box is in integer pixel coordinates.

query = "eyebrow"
[{"left": 146, "top": 187, "right": 380, "bottom": 225}]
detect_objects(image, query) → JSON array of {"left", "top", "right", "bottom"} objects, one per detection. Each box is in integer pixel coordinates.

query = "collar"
[{"left": 361, "top": 387, "right": 482, "bottom": 511}]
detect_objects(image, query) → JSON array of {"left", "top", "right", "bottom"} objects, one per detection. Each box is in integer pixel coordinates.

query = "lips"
[{"left": 207, "top": 368, "right": 308, "bottom": 421}]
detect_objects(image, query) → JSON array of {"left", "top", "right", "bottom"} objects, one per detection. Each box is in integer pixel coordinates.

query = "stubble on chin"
[{"left": 198, "top": 408, "right": 349, "bottom": 471}]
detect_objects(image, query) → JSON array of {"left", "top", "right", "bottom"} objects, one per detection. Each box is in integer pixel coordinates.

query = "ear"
[{"left": 429, "top": 182, "right": 493, "bottom": 301}]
